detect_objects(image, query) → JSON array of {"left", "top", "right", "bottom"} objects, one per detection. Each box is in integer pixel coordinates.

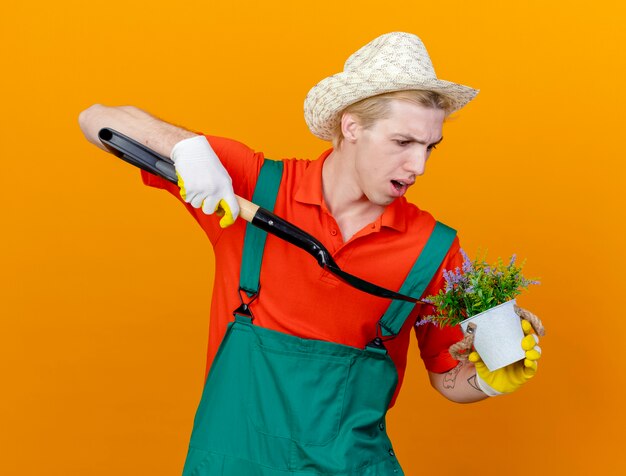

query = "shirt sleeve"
[
  {"left": 413, "top": 236, "right": 465, "bottom": 373},
  {"left": 140, "top": 134, "right": 265, "bottom": 244}
]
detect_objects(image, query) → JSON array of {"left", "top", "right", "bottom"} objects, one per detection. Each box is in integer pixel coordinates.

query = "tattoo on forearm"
[
  {"left": 443, "top": 361, "right": 465, "bottom": 389},
  {"left": 467, "top": 374, "right": 481, "bottom": 392}
]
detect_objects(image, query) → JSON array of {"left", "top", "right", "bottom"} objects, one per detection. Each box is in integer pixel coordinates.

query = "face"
[{"left": 346, "top": 100, "right": 445, "bottom": 207}]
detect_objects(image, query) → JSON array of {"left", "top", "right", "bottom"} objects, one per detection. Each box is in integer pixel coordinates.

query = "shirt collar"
[{"left": 294, "top": 149, "right": 407, "bottom": 233}]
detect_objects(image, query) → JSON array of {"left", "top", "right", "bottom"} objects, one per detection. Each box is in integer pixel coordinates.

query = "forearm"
[
  {"left": 428, "top": 360, "right": 488, "bottom": 403},
  {"left": 78, "top": 104, "right": 197, "bottom": 157}
]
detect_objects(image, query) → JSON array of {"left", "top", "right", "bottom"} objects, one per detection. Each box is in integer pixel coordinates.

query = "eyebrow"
[{"left": 394, "top": 134, "right": 444, "bottom": 146}]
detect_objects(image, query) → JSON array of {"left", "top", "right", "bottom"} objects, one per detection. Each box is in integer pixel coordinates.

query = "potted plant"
[{"left": 423, "top": 250, "right": 541, "bottom": 371}]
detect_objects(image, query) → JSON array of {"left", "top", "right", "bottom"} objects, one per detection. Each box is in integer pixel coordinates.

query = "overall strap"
[
  {"left": 378, "top": 221, "right": 457, "bottom": 337},
  {"left": 239, "top": 159, "right": 284, "bottom": 296}
]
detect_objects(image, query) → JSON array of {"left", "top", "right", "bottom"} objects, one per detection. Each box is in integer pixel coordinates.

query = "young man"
[{"left": 79, "top": 32, "right": 541, "bottom": 475}]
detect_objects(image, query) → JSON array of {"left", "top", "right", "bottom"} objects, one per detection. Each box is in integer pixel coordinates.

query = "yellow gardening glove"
[
  {"left": 173, "top": 136, "right": 239, "bottom": 228},
  {"left": 213, "top": 199, "right": 237, "bottom": 228},
  {"left": 177, "top": 173, "right": 237, "bottom": 228},
  {"left": 469, "top": 318, "right": 542, "bottom": 396}
]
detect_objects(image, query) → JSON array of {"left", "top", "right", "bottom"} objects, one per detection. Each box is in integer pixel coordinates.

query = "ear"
[{"left": 340, "top": 112, "right": 360, "bottom": 143}]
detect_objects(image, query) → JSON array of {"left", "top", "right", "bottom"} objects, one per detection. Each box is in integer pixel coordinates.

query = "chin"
[
  {"left": 369, "top": 195, "right": 395, "bottom": 207},
  {"left": 363, "top": 188, "right": 395, "bottom": 207}
]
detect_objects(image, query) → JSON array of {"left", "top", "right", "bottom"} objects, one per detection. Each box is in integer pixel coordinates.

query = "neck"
[{"left": 322, "top": 149, "right": 386, "bottom": 242}]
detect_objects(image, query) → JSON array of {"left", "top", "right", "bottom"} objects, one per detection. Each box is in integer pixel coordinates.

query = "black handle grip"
[{"left": 98, "top": 128, "right": 177, "bottom": 184}]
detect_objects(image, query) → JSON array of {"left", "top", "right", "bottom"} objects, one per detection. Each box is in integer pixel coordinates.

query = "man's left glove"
[
  {"left": 469, "top": 317, "right": 542, "bottom": 396},
  {"left": 171, "top": 135, "right": 239, "bottom": 228}
]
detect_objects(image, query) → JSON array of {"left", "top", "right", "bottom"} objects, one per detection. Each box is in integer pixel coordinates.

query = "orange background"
[{"left": 1, "top": 1, "right": 624, "bottom": 475}]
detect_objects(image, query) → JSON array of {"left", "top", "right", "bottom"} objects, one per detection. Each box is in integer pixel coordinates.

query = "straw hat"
[{"left": 304, "top": 32, "right": 479, "bottom": 141}]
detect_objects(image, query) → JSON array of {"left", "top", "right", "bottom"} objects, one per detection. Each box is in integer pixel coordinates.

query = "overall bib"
[{"left": 182, "top": 160, "right": 456, "bottom": 475}]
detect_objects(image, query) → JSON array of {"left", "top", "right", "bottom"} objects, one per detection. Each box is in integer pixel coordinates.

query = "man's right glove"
[
  {"left": 171, "top": 135, "right": 239, "bottom": 228},
  {"left": 469, "top": 318, "right": 542, "bottom": 396}
]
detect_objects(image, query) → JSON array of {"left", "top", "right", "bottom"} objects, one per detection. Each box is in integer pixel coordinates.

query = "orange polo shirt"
[{"left": 141, "top": 135, "right": 464, "bottom": 406}]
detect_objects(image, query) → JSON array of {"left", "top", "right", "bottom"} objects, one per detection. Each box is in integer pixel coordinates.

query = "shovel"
[{"left": 98, "top": 128, "right": 426, "bottom": 304}]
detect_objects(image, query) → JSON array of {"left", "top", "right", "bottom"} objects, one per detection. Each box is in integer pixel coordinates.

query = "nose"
[{"left": 404, "top": 149, "right": 428, "bottom": 176}]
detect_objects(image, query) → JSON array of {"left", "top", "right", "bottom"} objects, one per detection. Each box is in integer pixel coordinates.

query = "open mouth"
[
  {"left": 391, "top": 180, "right": 404, "bottom": 190},
  {"left": 391, "top": 180, "right": 409, "bottom": 194}
]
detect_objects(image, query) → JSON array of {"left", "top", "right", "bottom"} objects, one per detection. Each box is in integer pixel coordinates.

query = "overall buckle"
[
  {"left": 233, "top": 287, "right": 259, "bottom": 321},
  {"left": 365, "top": 321, "right": 395, "bottom": 354}
]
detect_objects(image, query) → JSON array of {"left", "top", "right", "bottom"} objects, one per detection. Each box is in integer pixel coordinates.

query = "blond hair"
[{"left": 331, "top": 90, "right": 453, "bottom": 148}]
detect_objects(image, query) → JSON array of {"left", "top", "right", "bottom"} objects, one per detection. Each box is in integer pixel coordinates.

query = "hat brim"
[{"left": 304, "top": 71, "right": 479, "bottom": 141}]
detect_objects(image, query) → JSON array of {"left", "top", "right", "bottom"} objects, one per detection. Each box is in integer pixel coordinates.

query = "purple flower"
[
  {"left": 443, "top": 270, "right": 453, "bottom": 291},
  {"left": 443, "top": 268, "right": 461, "bottom": 285},
  {"left": 454, "top": 267, "right": 470, "bottom": 286},
  {"left": 466, "top": 285, "right": 475, "bottom": 294},
  {"left": 415, "top": 317, "right": 433, "bottom": 327},
  {"left": 460, "top": 248, "right": 473, "bottom": 273},
  {"left": 509, "top": 254, "right": 517, "bottom": 266}
]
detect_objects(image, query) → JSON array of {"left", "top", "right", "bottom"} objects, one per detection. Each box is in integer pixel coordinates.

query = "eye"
[
  {"left": 427, "top": 144, "right": 438, "bottom": 152},
  {"left": 395, "top": 140, "right": 411, "bottom": 147}
]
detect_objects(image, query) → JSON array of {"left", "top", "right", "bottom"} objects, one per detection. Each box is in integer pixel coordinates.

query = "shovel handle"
[
  {"left": 97, "top": 127, "right": 422, "bottom": 304},
  {"left": 235, "top": 196, "right": 259, "bottom": 223},
  {"left": 98, "top": 127, "right": 262, "bottom": 224}
]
